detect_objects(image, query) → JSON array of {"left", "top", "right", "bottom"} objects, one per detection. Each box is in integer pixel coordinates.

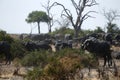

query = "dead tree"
[
  {"left": 53, "top": 0, "right": 98, "bottom": 38},
  {"left": 42, "top": 0, "right": 54, "bottom": 33},
  {"left": 103, "top": 9, "right": 120, "bottom": 24},
  {"left": 103, "top": 9, "right": 120, "bottom": 33}
]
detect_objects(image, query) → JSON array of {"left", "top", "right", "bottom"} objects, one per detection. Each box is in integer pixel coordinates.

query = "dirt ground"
[{"left": 0, "top": 59, "right": 120, "bottom": 80}]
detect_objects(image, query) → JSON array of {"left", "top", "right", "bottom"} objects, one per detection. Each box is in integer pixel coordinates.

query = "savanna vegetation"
[
  {"left": 1, "top": 22, "right": 120, "bottom": 79},
  {"left": 1, "top": 0, "right": 120, "bottom": 80},
  {"left": 0, "top": 30, "right": 99, "bottom": 80}
]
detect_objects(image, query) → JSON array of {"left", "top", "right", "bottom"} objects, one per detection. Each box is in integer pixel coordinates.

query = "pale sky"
[{"left": 0, "top": 0, "right": 120, "bottom": 34}]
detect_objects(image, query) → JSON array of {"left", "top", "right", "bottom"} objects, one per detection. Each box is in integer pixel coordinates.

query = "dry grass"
[{"left": 59, "top": 56, "right": 82, "bottom": 71}]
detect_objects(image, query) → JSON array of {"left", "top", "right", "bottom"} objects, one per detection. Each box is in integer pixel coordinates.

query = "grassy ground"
[{"left": 1, "top": 46, "right": 120, "bottom": 80}]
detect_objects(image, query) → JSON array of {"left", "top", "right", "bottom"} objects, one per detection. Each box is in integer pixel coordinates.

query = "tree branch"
[
  {"left": 85, "top": 0, "right": 98, "bottom": 7},
  {"left": 53, "top": 2, "right": 75, "bottom": 28},
  {"left": 82, "top": 11, "right": 97, "bottom": 20},
  {"left": 52, "top": 0, "right": 97, "bottom": 37},
  {"left": 103, "top": 9, "right": 120, "bottom": 23},
  {"left": 71, "top": 0, "right": 79, "bottom": 14}
]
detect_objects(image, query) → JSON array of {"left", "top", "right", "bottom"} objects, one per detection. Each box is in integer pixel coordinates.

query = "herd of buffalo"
[{"left": 1, "top": 33, "right": 120, "bottom": 67}]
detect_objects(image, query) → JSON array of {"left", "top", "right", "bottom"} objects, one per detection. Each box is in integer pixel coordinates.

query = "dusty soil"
[
  {"left": 0, "top": 59, "right": 120, "bottom": 80},
  {"left": 0, "top": 62, "right": 33, "bottom": 80}
]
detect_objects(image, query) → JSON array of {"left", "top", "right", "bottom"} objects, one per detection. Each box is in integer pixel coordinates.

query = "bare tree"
[
  {"left": 55, "top": 18, "right": 71, "bottom": 28},
  {"left": 52, "top": 0, "right": 97, "bottom": 38},
  {"left": 103, "top": 9, "right": 120, "bottom": 33},
  {"left": 103, "top": 9, "right": 120, "bottom": 24},
  {"left": 42, "top": 0, "right": 54, "bottom": 33}
]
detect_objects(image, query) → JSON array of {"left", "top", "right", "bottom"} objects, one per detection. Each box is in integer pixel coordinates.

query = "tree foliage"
[
  {"left": 26, "top": 11, "right": 50, "bottom": 23},
  {"left": 51, "top": 27, "right": 74, "bottom": 36},
  {"left": 26, "top": 11, "right": 51, "bottom": 34},
  {"left": 106, "top": 23, "right": 120, "bottom": 33},
  {"left": 94, "top": 26, "right": 104, "bottom": 33}
]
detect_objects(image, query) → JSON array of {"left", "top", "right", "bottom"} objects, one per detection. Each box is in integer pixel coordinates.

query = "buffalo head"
[{"left": 81, "top": 39, "right": 92, "bottom": 50}]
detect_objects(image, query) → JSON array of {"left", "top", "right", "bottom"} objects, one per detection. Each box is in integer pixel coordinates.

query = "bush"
[
  {"left": 11, "top": 40, "right": 26, "bottom": 59},
  {"left": 0, "top": 30, "right": 14, "bottom": 43},
  {"left": 26, "top": 67, "right": 43, "bottom": 80},
  {"left": 50, "top": 27, "right": 74, "bottom": 36},
  {"left": 43, "top": 59, "right": 65, "bottom": 80},
  {"left": 0, "top": 30, "right": 14, "bottom": 61},
  {"left": 21, "top": 50, "right": 52, "bottom": 67},
  {"left": 25, "top": 48, "right": 98, "bottom": 80},
  {"left": 54, "top": 48, "right": 84, "bottom": 58},
  {"left": 80, "top": 53, "right": 98, "bottom": 68}
]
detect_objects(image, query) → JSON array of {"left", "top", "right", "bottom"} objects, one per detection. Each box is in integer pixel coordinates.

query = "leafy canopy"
[{"left": 26, "top": 11, "right": 50, "bottom": 23}]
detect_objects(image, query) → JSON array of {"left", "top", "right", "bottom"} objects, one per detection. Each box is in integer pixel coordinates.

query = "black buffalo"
[
  {"left": 22, "top": 34, "right": 51, "bottom": 41},
  {"left": 115, "top": 34, "right": 120, "bottom": 42},
  {"left": 103, "top": 33, "right": 113, "bottom": 44},
  {"left": 79, "top": 33, "right": 100, "bottom": 44},
  {"left": 54, "top": 40, "right": 62, "bottom": 51},
  {"left": 24, "top": 40, "right": 52, "bottom": 51},
  {"left": 64, "top": 34, "right": 72, "bottom": 40},
  {"left": 81, "top": 38, "right": 112, "bottom": 67},
  {"left": 0, "top": 41, "right": 11, "bottom": 64},
  {"left": 55, "top": 40, "right": 72, "bottom": 51},
  {"left": 62, "top": 40, "right": 73, "bottom": 49}
]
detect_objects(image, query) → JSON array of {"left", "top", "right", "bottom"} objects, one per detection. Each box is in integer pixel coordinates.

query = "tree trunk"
[
  {"left": 49, "top": 25, "right": 52, "bottom": 33},
  {"left": 37, "top": 22, "right": 40, "bottom": 34},
  {"left": 74, "top": 28, "right": 79, "bottom": 38},
  {"left": 49, "top": 28, "right": 51, "bottom": 33},
  {"left": 47, "top": 22, "right": 52, "bottom": 33}
]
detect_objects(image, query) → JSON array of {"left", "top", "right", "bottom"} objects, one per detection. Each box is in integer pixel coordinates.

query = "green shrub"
[
  {"left": 26, "top": 67, "right": 43, "bottom": 80},
  {"left": 0, "top": 30, "right": 14, "bottom": 43},
  {"left": 81, "top": 53, "right": 98, "bottom": 67},
  {"left": 0, "top": 30, "right": 14, "bottom": 60},
  {"left": 21, "top": 50, "right": 52, "bottom": 67},
  {"left": 24, "top": 48, "right": 98, "bottom": 80},
  {"left": 54, "top": 48, "right": 84, "bottom": 58},
  {"left": 11, "top": 40, "right": 26, "bottom": 59}
]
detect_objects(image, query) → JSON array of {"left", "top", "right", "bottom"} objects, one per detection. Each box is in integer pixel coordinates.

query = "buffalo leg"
[
  {"left": 103, "top": 56, "right": 107, "bottom": 67},
  {"left": 5, "top": 53, "right": 11, "bottom": 65},
  {"left": 107, "top": 55, "right": 112, "bottom": 67}
]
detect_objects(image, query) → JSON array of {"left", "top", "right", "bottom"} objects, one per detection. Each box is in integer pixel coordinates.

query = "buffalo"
[
  {"left": 115, "top": 34, "right": 120, "bottom": 42},
  {"left": 54, "top": 40, "right": 73, "bottom": 51},
  {"left": 81, "top": 37, "right": 112, "bottom": 67},
  {"left": 24, "top": 40, "right": 52, "bottom": 51},
  {"left": 79, "top": 33, "right": 100, "bottom": 44},
  {"left": 61, "top": 41, "right": 73, "bottom": 49},
  {"left": 64, "top": 34, "right": 72, "bottom": 41},
  {"left": 103, "top": 33, "right": 113, "bottom": 44},
  {"left": 54, "top": 40, "right": 62, "bottom": 51},
  {"left": 0, "top": 41, "right": 11, "bottom": 64},
  {"left": 21, "top": 33, "right": 51, "bottom": 41}
]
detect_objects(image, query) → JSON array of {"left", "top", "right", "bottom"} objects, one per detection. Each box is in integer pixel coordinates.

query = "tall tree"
[
  {"left": 103, "top": 9, "right": 120, "bottom": 33},
  {"left": 103, "top": 10, "right": 120, "bottom": 24},
  {"left": 56, "top": 18, "right": 71, "bottom": 28},
  {"left": 42, "top": 0, "right": 54, "bottom": 33},
  {"left": 52, "top": 0, "right": 97, "bottom": 38},
  {"left": 26, "top": 11, "right": 50, "bottom": 34}
]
